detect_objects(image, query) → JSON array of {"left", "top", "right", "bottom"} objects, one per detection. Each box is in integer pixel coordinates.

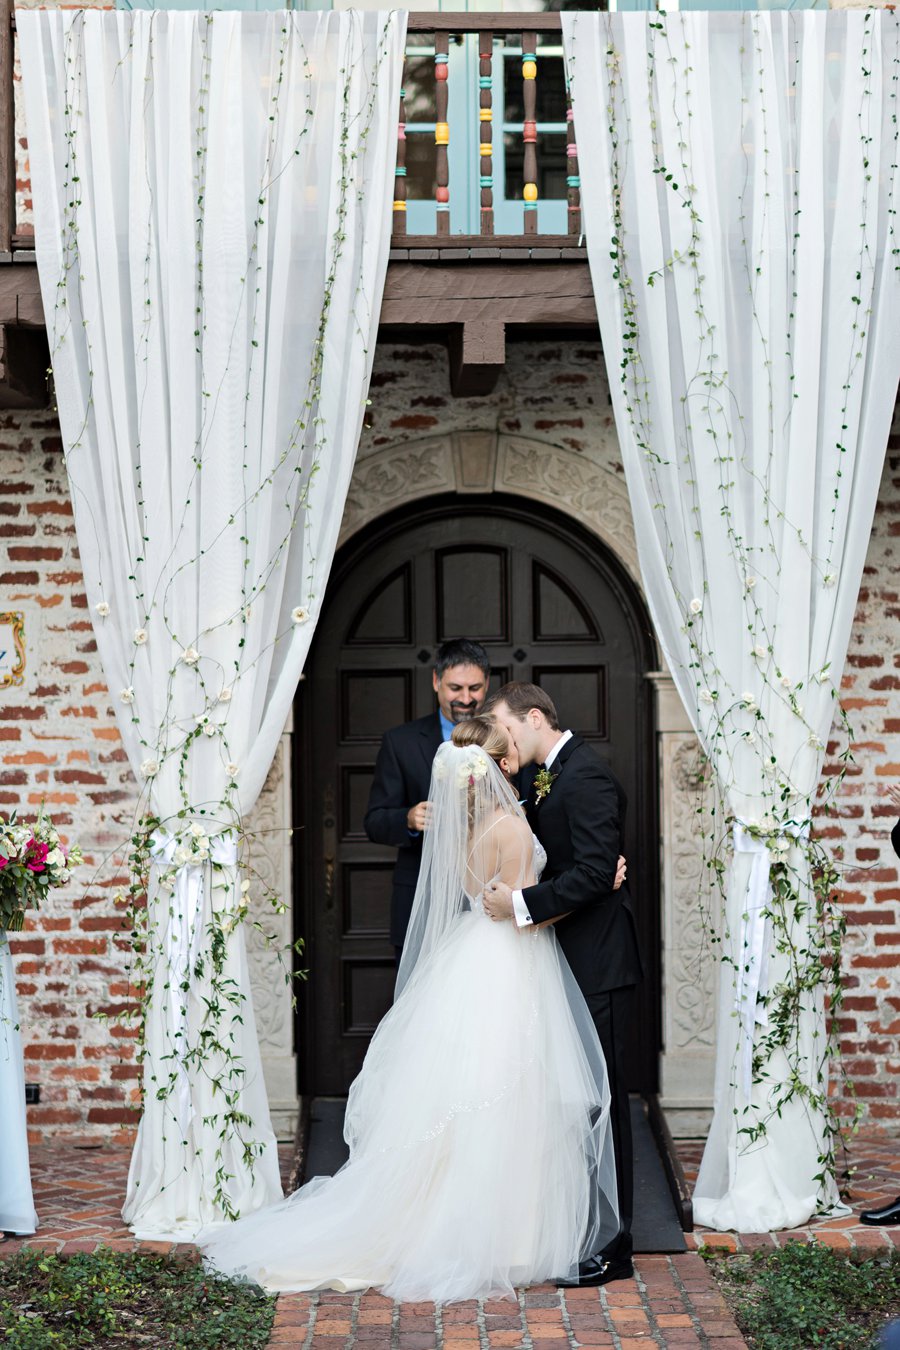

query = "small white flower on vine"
[
  {"left": 753, "top": 645, "right": 767, "bottom": 661},
  {"left": 741, "top": 692, "right": 757, "bottom": 709},
  {"left": 770, "top": 836, "right": 791, "bottom": 856},
  {"left": 761, "top": 812, "right": 776, "bottom": 831},
  {"left": 225, "top": 761, "right": 239, "bottom": 778},
  {"left": 140, "top": 757, "right": 158, "bottom": 777},
  {"left": 699, "top": 688, "right": 715, "bottom": 705},
  {"left": 174, "top": 846, "right": 192, "bottom": 867},
  {"left": 240, "top": 879, "right": 251, "bottom": 895},
  {"left": 243, "top": 605, "right": 252, "bottom": 622},
  {"left": 745, "top": 576, "right": 757, "bottom": 592},
  {"left": 292, "top": 606, "right": 311, "bottom": 625},
  {"left": 689, "top": 597, "right": 703, "bottom": 615},
  {"left": 808, "top": 733, "right": 824, "bottom": 750},
  {"left": 780, "top": 675, "right": 792, "bottom": 690},
  {"left": 823, "top": 573, "right": 836, "bottom": 588},
  {"left": 196, "top": 714, "right": 209, "bottom": 728},
  {"left": 189, "top": 823, "right": 207, "bottom": 839},
  {"left": 134, "top": 628, "right": 148, "bottom": 645},
  {"left": 218, "top": 687, "right": 232, "bottom": 703},
  {"left": 120, "top": 687, "right": 135, "bottom": 705},
  {"left": 203, "top": 722, "right": 217, "bottom": 737},
  {"left": 743, "top": 731, "right": 756, "bottom": 746},
  {"left": 181, "top": 646, "right": 200, "bottom": 666},
  {"left": 95, "top": 601, "right": 110, "bottom": 618}
]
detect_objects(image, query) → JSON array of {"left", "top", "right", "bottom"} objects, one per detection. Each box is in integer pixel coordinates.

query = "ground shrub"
[
  {"left": 0, "top": 1246, "right": 276, "bottom": 1350},
  {"left": 703, "top": 1239, "right": 900, "bottom": 1350}
]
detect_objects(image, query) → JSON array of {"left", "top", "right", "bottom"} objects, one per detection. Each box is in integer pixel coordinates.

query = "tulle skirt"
[{"left": 200, "top": 911, "right": 617, "bottom": 1302}]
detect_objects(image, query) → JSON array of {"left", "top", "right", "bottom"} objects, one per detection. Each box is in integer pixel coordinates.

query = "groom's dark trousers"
[{"left": 523, "top": 734, "right": 643, "bottom": 1264}]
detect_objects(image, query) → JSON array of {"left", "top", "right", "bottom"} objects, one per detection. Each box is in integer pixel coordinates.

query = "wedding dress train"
[{"left": 200, "top": 744, "right": 617, "bottom": 1302}]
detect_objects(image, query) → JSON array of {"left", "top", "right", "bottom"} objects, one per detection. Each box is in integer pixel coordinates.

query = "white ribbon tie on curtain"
[
  {"left": 733, "top": 820, "right": 810, "bottom": 1099},
  {"left": 149, "top": 831, "right": 238, "bottom": 1134}
]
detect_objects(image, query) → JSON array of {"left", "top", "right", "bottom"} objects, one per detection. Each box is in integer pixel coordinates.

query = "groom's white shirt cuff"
[{"left": 512, "top": 730, "right": 572, "bottom": 929}]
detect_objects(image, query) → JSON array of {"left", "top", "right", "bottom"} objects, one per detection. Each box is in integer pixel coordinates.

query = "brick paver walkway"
[{"left": 7, "top": 1132, "right": 900, "bottom": 1347}]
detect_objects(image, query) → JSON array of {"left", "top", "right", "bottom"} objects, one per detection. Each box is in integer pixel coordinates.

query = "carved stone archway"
[{"left": 247, "top": 431, "right": 718, "bottom": 1139}]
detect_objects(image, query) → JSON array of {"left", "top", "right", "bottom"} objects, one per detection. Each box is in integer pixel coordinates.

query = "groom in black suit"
[
  {"left": 484, "top": 681, "right": 643, "bottom": 1287},
  {"left": 364, "top": 639, "right": 491, "bottom": 957}
]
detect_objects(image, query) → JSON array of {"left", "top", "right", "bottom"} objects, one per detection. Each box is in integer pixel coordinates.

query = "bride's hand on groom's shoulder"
[{"left": 614, "top": 855, "right": 627, "bottom": 891}]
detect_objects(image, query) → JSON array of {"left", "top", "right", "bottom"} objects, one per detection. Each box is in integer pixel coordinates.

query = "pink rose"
[
  {"left": 0, "top": 854, "right": 8, "bottom": 869},
  {"left": 24, "top": 838, "right": 49, "bottom": 873}
]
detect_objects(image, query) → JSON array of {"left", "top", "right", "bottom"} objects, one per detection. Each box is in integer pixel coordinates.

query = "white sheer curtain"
[
  {"left": 19, "top": 8, "right": 406, "bottom": 1240},
  {"left": 565, "top": 9, "right": 900, "bottom": 1230}
]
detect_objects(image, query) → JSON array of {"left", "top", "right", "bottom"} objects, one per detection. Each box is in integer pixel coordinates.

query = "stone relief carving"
[
  {"left": 663, "top": 737, "right": 719, "bottom": 1053},
  {"left": 244, "top": 734, "right": 297, "bottom": 1133},
  {"left": 340, "top": 438, "right": 453, "bottom": 544}
]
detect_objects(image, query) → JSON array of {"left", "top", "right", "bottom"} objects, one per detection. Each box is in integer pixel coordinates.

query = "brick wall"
[{"left": 2, "top": 344, "right": 899, "bottom": 1142}]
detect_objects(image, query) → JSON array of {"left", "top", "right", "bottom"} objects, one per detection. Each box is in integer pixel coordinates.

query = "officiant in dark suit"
[{"left": 364, "top": 638, "right": 491, "bottom": 957}]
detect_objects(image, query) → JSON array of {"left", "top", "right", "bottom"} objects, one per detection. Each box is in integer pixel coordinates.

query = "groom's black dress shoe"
[
  {"left": 860, "top": 1196, "right": 900, "bottom": 1226},
  {"left": 555, "top": 1255, "right": 634, "bottom": 1288}
]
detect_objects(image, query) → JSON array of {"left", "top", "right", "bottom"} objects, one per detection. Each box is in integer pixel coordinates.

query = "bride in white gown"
[{"left": 200, "top": 717, "right": 618, "bottom": 1302}]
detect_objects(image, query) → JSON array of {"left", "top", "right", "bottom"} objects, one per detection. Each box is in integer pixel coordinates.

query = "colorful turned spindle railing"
[
  {"left": 566, "top": 101, "right": 581, "bottom": 237},
  {"left": 434, "top": 31, "right": 450, "bottom": 235},
  {"left": 478, "top": 31, "right": 493, "bottom": 236},
  {"left": 393, "top": 72, "right": 407, "bottom": 237},
  {"left": 522, "top": 33, "right": 538, "bottom": 236}
]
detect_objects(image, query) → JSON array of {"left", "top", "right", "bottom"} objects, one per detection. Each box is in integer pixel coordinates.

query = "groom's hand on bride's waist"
[{"left": 483, "top": 882, "right": 515, "bottom": 921}]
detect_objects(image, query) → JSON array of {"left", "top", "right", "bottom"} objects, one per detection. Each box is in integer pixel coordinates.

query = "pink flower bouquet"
[{"left": 0, "top": 810, "right": 82, "bottom": 932}]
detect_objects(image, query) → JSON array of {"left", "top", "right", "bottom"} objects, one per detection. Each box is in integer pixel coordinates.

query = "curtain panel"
[
  {"left": 563, "top": 9, "right": 900, "bottom": 1230},
  {"left": 19, "top": 8, "right": 406, "bottom": 1239}
]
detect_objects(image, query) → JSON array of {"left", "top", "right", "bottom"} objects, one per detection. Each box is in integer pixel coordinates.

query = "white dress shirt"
[{"left": 511, "top": 730, "right": 573, "bottom": 928}]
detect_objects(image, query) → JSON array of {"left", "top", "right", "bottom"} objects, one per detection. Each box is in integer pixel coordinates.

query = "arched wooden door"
[{"left": 294, "top": 497, "right": 659, "bottom": 1097}]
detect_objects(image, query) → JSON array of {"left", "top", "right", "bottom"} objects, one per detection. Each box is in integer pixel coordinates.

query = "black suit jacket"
[
  {"left": 523, "top": 734, "right": 643, "bottom": 1000},
  {"left": 893, "top": 819, "right": 900, "bottom": 860},
  {"left": 364, "top": 712, "right": 444, "bottom": 947}
]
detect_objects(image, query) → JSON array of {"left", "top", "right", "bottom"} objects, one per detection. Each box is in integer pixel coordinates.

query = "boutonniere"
[{"left": 534, "top": 767, "right": 557, "bottom": 804}]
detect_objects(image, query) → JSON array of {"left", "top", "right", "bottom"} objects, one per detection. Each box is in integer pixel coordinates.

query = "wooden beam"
[
  {"left": 380, "top": 260, "right": 597, "bottom": 328},
  {"left": 405, "top": 13, "right": 563, "bottom": 32},
  {"left": 0, "top": 324, "right": 50, "bottom": 409},
  {"left": 448, "top": 320, "right": 505, "bottom": 398},
  {"left": 0, "top": 261, "right": 45, "bottom": 326}
]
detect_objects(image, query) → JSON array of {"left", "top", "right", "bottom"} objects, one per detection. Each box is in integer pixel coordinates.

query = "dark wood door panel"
[{"left": 296, "top": 496, "right": 659, "bottom": 1097}]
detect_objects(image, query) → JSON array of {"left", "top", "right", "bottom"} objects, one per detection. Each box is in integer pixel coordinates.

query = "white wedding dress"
[
  {"left": 0, "top": 932, "right": 38, "bottom": 1234},
  {"left": 200, "top": 744, "right": 618, "bottom": 1302}
]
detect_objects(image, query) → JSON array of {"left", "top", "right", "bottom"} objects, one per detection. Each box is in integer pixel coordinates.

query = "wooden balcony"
[{"left": 0, "top": 8, "right": 596, "bottom": 405}]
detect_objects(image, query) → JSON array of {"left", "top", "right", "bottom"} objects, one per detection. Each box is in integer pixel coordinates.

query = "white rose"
[
  {"left": 745, "top": 576, "right": 757, "bottom": 591},
  {"left": 46, "top": 847, "right": 65, "bottom": 868},
  {"left": 218, "top": 687, "right": 232, "bottom": 704},
  {"left": 753, "top": 645, "right": 767, "bottom": 661},
  {"left": 134, "top": 628, "right": 148, "bottom": 645},
  {"left": 182, "top": 647, "right": 200, "bottom": 666},
  {"left": 743, "top": 731, "right": 756, "bottom": 746},
  {"left": 823, "top": 573, "right": 836, "bottom": 588},
  {"left": 140, "top": 758, "right": 159, "bottom": 777},
  {"left": 689, "top": 598, "right": 703, "bottom": 615},
  {"left": 203, "top": 722, "right": 217, "bottom": 737},
  {"left": 189, "top": 823, "right": 207, "bottom": 839},
  {"left": 780, "top": 675, "right": 792, "bottom": 690},
  {"left": 225, "top": 761, "right": 239, "bottom": 778},
  {"left": 95, "top": 601, "right": 110, "bottom": 618},
  {"left": 120, "top": 687, "right": 135, "bottom": 705},
  {"left": 699, "top": 688, "right": 715, "bottom": 705},
  {"left": 174, "top": 846, "right": 192, "bottom": 867},
  {"left": 240, "top": 879, "right": 251, "bottom": 895},
  {"left": 196, "top": 714, "right": 209, "bottom": 728},
  {"left": 291, "top": 606, "right": 310, "bottom": 625},
  {"left": 808, "top": 733, "right": 824, "bottom": 750}
]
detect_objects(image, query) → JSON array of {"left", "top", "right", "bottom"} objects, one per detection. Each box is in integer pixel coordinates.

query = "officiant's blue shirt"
[{"left": 439, "top": 711, "right": 454, "bottom": 742}]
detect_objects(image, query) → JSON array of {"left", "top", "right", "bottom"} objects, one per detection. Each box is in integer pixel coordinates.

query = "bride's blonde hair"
[{"left": 451, "top": 715, "right": 509, "bottom": 765}]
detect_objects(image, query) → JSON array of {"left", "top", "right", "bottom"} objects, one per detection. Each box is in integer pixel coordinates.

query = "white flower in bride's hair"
[
  {"left": 95, "top": 601, "right": 110, "bottom": 618},
  {"left": 689, "top": 597, "right": 703, "bottom": 615},
  {"left": 291, "top": 606, "right": 310, "bottom": 626}
]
